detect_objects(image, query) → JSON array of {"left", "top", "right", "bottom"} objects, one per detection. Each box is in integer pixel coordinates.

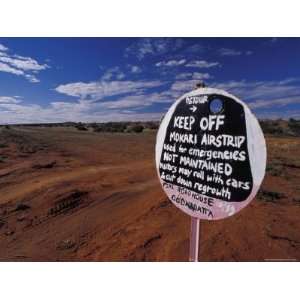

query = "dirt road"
[{"left": 0, "top": 126, "right": 299, "bottom": 261}]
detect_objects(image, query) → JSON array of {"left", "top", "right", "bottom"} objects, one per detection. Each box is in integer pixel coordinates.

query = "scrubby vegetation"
[
  {"left": 1, "top": 119, "right": 299, "bottom": 136},
  {"left": 0, "top": 121, "right": 159, "bottom": 133},
  {"left": 87, "top": 121, "right": 158, "bottom": 133},
  {"left": 288, "top": 118, "right": 300, "bottom": 135},
  {"left": 126, "top": 124, "right": 144, "bottom": 133},
  {"left": 92, "top": 122, "right": 128, "bottom": 133},
  {"left": 257, "top": 189, "right": 285, "bottom": 203},
  {"left": 259, "top": 119, "right": 300, "bottom": 136},
  {"left": 75, "top": 123, "right": 88, "bottom": 131},
  {"left": 266, "top": 162, "right": 285, "bottom": 177}
]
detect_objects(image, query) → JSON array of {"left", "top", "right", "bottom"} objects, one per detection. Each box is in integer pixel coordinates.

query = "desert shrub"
[
  {"left": 57, "top": 239, "right": 76, "bottom": 250},
  {"left": 260, "top": 120, "right": 285, "bottom": 135},
  {"left": 288, "top": 118, "right": 300, "bottom": 135},
  {"left": 106, "top": 122, "right": 127, "bottom": 132},
  {"left": 292, "top": 198, "right": 300, "bottom": 205},
  {"left": 14, "top": 203, "right": 31, "bottom": 211},
  {"left": 93, "top": 126, "right": 103, "bottom": 132},
  {"left": 75, "top": 123, "right": 87, "bottom": 131},
  {"left": 93, "top": 122, "right": 128, "bottom": 133},
  {"left": 266, "top": 163, "right": 283, "bottom": 176},
  {"left": 257, "top": 189, "right": 284, "bottom": 203},
  {"left": 144, "top": 121, "right": 159, "bottom": 130},
  {"left": 127, "top": 124, "right": 144, "bottom": 133},
  {"left": 88, "top": 123, "right": 99, "bottom": 130},
  {"left": 0, "top": 218, "right": 5, "bottom": 229},
  {"left": 259, "top": 119, "right": 300, "bottom": 136}
]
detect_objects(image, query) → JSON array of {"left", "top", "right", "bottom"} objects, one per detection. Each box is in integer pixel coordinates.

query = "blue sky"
[{"left": 0, "top": 37, "right": 300, "bottom": 124}]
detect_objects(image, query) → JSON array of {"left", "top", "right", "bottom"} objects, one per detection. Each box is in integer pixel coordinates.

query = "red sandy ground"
[{"left": 0, "top": 126, "right": 299, "bottom": 261}]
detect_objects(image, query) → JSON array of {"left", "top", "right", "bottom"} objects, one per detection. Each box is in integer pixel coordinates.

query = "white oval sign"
[{"left": 155, "top": 88, "right": 266, "bottom": 220}]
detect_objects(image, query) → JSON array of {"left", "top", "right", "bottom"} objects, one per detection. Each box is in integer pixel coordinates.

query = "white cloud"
[
  {"left": 0, "top": 43, "right": 48, "bottom": 83},
  {"left": 0, "top": 96, "right": 22, "bottom": 104},
  {"left": 218, "top": 48, "right": 253, "bottom": 56},
  {"left": 270, "top": 38, "right": 278, "bottom": 43},
  {"left": 210, "top": 78, "right": 300, "bottom": 112},
  {"left": 192, "top": 72, "right": 211, "bottom": 80},
  {"left": 130, "top": 65, "right": 142, "bottom": 73},
  {"left": 2, "top": 75, "right": 300, "bottom": 124},
  {"left": 249, "top": 96, "right": 300, "bottom": 109},
  {"left": 101, "top": 66, "right": 125, "bottom": 81},
  {"left": 0, "top": 62, "right": 24, "bottom": 75},
  {"left": 185, "top": 60, "right": 220, "bottom": 68},
  {"left": 98, "top": 92, "right": 173, "bottom": 109},
  {"left": 256, "top": 109, "right": 300, "bottom": 120},
  {"left": 100, "top": 95, "right": 152, "bottom": 109},
  {"left": 0, "top": 72, "right": 175, "bottom": 124},
  {"left": 218, "top": 48, "right": 242, "bottom": 56},
  {"left": 125, "top": 38, "right": 184, "bottom": 60},
  {"left": 25, "top": 74, "right": 40, "bottom": 83},
  {"left": 100, "top": 96, "right": 150, "bottom": 109},
  {"left": 171, "top": 80, "right": 204, "bottom": 92},
  {"left": 0, "top": 54, "right": 48, "bottom": 71},
  {"left": 185, "top": 44, "right": 207, "bottom": 53},
  {"left": 0, "top": 44, "right": 8, "bottom": 52},
  {"left": 155, "top": 59, "right": 186, "bottom": 67},
  {"left": 175, "top": 73, "right": 191, "bottom": 80},
  {"left": 212, "top": 78, "right": 300, "bottom": 101},
  {"left": 0, "top": 95, "right": 167, "bottom": 124},
  {"left": 55, "top": 80, "right": 165, "bottom": 100},
  {"left": 176, "top": 72, "right": 211, "bottom": 80},
  {"left": 170, "top": 77, "right": 300, "bottom": 112}
]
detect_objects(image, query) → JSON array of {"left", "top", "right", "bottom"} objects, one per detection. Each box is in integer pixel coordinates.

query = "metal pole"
[{"left": 189, "top": 217, "right": 200, "bottom": 262}]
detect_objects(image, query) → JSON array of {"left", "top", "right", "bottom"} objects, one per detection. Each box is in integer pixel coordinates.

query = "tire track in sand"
[{"left": 0, "top": 161, "right": 153, "bottom": 204}]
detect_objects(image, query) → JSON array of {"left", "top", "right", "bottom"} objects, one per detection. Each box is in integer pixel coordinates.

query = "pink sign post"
[
  {"left": 156, "top": 87, "right": 266, "bottom": 261},
  {"left": 189, "top": 217, "right": 200, "bottom": 262}
]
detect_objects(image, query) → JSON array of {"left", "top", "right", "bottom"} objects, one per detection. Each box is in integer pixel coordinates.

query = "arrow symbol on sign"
[{"left": 190, "top": 105, "right": 197, "bottom": 113}]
